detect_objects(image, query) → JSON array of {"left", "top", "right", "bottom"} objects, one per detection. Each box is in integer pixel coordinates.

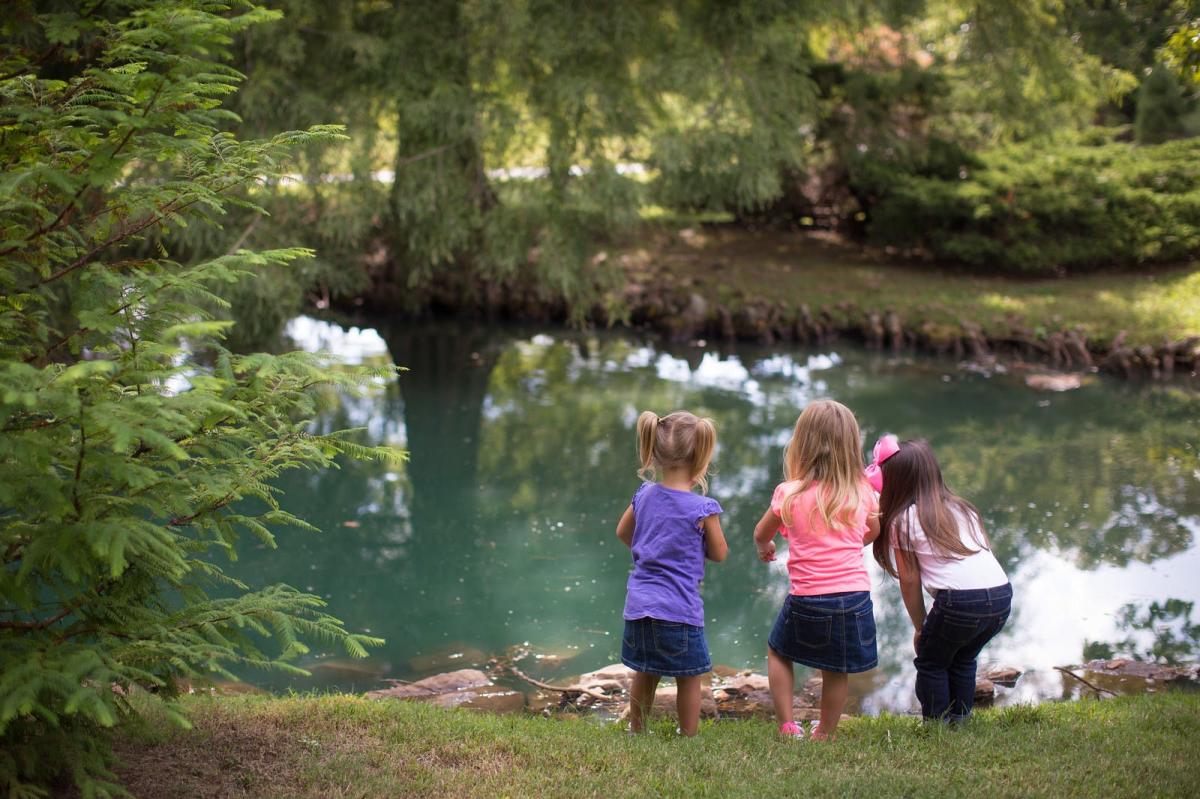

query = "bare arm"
[
  {"left": 863, "top": 512, "right": 880, "bottom": 545},
  {"left": 753, "top": 507, "right": 782, "bottom": 562},
  {"left": 896, "top": 546, "right": 926, "bottom": 631},
  {"left": 615, "top": 504, "right": 635, "bottom": 548},
  {"left": 702, "top": 515, "right": 728, "bottom": 562}
]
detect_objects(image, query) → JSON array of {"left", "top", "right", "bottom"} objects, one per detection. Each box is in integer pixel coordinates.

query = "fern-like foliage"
[{"left": 0, "top": 3, "right": 397, "bottom": 795}]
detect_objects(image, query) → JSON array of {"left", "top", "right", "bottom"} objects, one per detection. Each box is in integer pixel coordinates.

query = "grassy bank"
[
  {"left": 637, "top": 228, "right": 1200, "bottom": 346},
  {"left": 110, "top": 691, "right": 1200, "bottom": 798},
  {"left": 610, "top": 227, "right": 1200, "bottom": 377}
]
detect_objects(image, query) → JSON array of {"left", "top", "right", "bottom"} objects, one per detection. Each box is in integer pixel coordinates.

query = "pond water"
[{"left": 227, "top": 316, "right": 1200, "bottom": 715}]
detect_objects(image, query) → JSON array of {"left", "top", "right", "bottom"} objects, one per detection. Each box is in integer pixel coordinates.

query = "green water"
[{"left": 228, "top": 317, "right": 1200, "bottom": 714}]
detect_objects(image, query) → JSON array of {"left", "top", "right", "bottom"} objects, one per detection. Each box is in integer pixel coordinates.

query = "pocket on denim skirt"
[
  {"left": 789, "top": 611, "right": 833, "bottom": 648},
  {"left": 652, "top": 620, "right": 689, "bottom": 657},
  {"left": 622, "top": 622, "right": 637, "bottom": 650},
  {"left": 854, "top": 607, "right": 877, "bottom": 648}
]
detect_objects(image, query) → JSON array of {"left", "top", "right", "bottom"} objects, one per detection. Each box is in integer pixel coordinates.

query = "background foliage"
[
  {"left": 167, "top": 0, "right": 1199, "bottom": 335},
  {"left": 226, "top": 0, "right": 844, "bottom": 317},
  {"left": 859, "top": 134, "right": 1200, "bottom": 274}
]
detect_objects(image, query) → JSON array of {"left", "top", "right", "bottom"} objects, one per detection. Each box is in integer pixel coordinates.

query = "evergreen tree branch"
[
  {"left": 19, "top": 176, "right": 251, "bottom": 293},
  {"left": 72, "top": 395, "right": 87, "bottom": 519},
  {"left": 0, "top": 607, "right": 73, "bottom": 631}
]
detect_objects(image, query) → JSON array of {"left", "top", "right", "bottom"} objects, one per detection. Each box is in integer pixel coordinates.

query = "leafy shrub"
[
  {"left": 0, "top": 2, "right": 396, "bottom": 795},
  {"left": 858, "top": 136, "right": 1200, "bottom": 274}
]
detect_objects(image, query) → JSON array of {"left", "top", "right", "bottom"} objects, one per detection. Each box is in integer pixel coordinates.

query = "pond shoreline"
[
  {"left": 362, "top": 660, "right": 1024, "bottom": 720},
  {"left": 338, "top": 229, "right": 1199, "bottom": 382},
  {"left": 349, "top": 656, "right": 1198, "bottom": 721},
  {"left": 612, "top": 290, "right": 1196, "bottom": 383}
]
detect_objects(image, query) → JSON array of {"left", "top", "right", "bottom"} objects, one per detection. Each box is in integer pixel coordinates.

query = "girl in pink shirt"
[{"left": 753, "top": 400, "right": 880, "bottom": 740}]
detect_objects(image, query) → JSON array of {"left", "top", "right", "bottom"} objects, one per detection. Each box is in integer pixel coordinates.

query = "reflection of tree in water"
[
  {"left": 381, "top": 321, "right": 502, "bottom": 528},
  {"left": 228, "top": 320, "right": 508, "bottom": 665},
  {"left": 376, "top": 321, "right": 524, "bottom": 655},
  {"left": 1083, "top": 599, "right": 1200, "bottom": 665}
]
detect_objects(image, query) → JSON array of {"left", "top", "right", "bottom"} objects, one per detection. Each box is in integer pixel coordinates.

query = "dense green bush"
[
  {"left": 0, "top": 2, "right": 395, "bottom": 795},
  {"left": 859, "top": 136, "right": 1200, "bottom": 274}
]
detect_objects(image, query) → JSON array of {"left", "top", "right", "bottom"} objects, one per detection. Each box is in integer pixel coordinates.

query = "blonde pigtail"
[
  {"left": 636, "top": 410, "right": 659, "bottom": 481},
  {"left": 690, "top": 417, "right": 717, "bottom": 494}
]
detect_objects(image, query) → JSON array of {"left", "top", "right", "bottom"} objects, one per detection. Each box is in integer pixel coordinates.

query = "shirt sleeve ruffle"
[
  {"left": 631, "top": 481, "right": 651, "bottom": 512},
  {"left": 770, "top": 483, "right": 791, "bottom": 538},
  {"left": 694, "top": 496, "right": 722, "bottom": 529}
]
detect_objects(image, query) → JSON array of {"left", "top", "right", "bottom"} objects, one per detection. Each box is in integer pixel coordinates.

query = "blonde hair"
[
  {"left": 780, "top": 399, "right": 866, "bottom": 531},
  {"left": 636, "top": 410, "right": 717, "bottom": 493}
]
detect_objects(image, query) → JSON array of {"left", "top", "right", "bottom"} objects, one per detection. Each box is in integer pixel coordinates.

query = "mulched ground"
[{"left": 108, "top": 706, "right": 311, "bottom": 799}]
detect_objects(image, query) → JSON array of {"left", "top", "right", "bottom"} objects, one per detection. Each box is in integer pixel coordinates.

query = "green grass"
[
  {"left": 634, "top": 227, "right": 1200, "bottom": 348},
  {"left": 111, "top": 691, "right": 1200, "bottom": 798}
]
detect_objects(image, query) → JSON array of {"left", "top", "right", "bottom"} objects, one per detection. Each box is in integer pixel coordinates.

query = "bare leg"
[
  {"left": 812, "top": 670, "right": 849, "bottom": 740},
  {"left": 767, "top": 648, "right": 795, "bottom": 726},
  {"left": 675, "top": 675, "right": 702, "bottom": 737},
  {"left": 628, "top": 672, "right": 660, "bottom": 733}
]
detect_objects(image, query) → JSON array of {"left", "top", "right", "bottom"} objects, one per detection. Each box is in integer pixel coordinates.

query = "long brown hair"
[
  {"left": 636, "top": 410, "right": 717, "bottom": 493},
  {"left": 780, "top": 400, "right": 866, "bottom": 531},
  {"left": 873, "top": 439, "right": 989, "bottom": 578}
]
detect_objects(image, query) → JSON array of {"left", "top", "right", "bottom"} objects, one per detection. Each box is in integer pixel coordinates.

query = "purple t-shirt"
[{"left": 622, "top": 482, "right": 723, "bottom": 627}]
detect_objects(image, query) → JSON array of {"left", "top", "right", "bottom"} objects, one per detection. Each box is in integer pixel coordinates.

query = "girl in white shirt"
[{"left": 872, "top": 438, "right": 1011, "bottom": 722}]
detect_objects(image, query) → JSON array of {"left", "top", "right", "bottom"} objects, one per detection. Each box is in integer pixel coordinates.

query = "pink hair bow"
[{"left": 864, "top": 434, "right": 900, "bottom": 492}]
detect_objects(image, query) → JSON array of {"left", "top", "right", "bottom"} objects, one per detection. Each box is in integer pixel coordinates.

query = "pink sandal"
[{"left": 778, "top": 721, "right": 806, "bottom": 739}]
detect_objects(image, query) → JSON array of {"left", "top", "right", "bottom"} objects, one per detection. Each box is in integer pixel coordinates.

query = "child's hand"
[
  {"left": 912, "top": 629, "right": 922, "bottom": 654},
  {"left": 757, "top": 540, "right": 776, "bottom": 562}
]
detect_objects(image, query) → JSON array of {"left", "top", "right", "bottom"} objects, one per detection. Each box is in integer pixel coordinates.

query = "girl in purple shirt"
[{"left": 616, "top": 410, "right": 728, "bottom": 736}]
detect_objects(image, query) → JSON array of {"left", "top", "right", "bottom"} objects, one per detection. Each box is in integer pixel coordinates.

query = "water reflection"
[
  {"left": 228, "top": 317, "right": 1200, "bottom": 711},
  {"left": 1083, "top": 598, "right": 1200, "bottom": 665}
]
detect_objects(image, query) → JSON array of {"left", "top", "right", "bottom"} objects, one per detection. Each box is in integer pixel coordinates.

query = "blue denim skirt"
[
  {"left": 768, "top": 591, "right": 878, "bottom": 673},
  {"left": 621, "top": 617, "right": 712, "bottom": 677}
]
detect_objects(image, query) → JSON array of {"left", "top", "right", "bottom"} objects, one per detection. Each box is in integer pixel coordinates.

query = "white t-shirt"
[{"left": 893, "top": 506, "right": 1007, "bottom": 596}]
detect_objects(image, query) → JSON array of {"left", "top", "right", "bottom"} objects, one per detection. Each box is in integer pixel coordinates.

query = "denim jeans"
[{"left": 914, "top": 583, "right": 1012, "bottom": 721}]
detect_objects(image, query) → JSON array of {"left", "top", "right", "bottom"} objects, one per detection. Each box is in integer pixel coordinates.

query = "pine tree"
[{"left": 0, "top": 3, "right": 396, "bottom": 795}]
